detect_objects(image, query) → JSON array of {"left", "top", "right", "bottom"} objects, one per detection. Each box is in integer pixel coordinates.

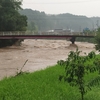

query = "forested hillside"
[{"left": 19, "top": 9, "right": 100, "bottom": 32}]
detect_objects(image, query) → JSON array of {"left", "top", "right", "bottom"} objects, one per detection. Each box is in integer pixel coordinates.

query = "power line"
[{"left": 23, "top": 0, "right": 100, "bottom": 4}]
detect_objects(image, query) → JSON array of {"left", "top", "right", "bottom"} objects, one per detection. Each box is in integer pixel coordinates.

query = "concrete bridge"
[{"left": 0, "top": 31, "right": 95, "bottom": 44}]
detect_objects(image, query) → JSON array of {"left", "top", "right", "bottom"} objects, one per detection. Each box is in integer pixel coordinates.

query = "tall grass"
[{"left": 0, "top": 64, "right": 100, "bottom": 100}]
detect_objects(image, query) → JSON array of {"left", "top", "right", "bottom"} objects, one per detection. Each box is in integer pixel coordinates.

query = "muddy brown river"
[{"left": 0, "top": 39, "right": 98, "bottom": 80}]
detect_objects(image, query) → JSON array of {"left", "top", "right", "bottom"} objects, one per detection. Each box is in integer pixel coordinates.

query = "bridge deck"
[
  {"left": 0, "top": 35, "right": 95, "bottom": 39},
  {"left": 0, "top": 31, "right": 95, "bottom": 39}
]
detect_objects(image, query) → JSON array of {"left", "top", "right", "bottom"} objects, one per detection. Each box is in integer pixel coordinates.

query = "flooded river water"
[{"left": 0, "top": 39, "right": 98, "bottom": 80}]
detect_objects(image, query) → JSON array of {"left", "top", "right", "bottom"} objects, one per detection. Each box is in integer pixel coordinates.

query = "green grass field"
[{"left": 0, "top": 64, "right": 100, "bottom": 100}]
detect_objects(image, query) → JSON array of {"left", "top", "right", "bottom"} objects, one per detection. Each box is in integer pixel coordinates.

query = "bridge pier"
[
  {"left": 14, "top": 39, "right": 23, "bottom": 46},
  {"left": 70, "top": 37, "right": 76, "bottom": 44}
]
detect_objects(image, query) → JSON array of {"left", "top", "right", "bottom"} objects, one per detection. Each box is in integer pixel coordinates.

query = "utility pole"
[{"left": 96, "top": 20, "right": 99, "bottom": 28}]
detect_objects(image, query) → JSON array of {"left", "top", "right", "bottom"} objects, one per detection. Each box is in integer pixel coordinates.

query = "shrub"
[{"left": 58, "top": 49, "right": 100, "bottom": 100}]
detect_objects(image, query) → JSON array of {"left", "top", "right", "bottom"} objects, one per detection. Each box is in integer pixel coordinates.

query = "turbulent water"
[{"left": 0, "top": 39, "right": 98, "bottom": 79}]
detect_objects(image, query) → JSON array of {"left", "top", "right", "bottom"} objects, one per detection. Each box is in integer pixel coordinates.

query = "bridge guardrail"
[{"left": 0, "top": 31, "right": 96, "bottom": 36}]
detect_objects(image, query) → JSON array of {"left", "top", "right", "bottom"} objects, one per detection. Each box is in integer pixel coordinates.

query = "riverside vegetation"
[
  {"left": 58, "top": 49, "right": 100, "bottom": 100},
  {"left": 0, "top": 0, "right": 27, "bottom": 47},
  {"left": 0, "top": 50, "right": 100, "bottom": 100}
]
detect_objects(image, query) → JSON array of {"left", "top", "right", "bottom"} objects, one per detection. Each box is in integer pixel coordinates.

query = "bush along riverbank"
[{"left": 58, "top": 49, "right": 100, "bottom": 100}]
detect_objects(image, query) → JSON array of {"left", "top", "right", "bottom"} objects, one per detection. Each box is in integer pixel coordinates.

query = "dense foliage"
[
  {"left": 0, "top": 0, "right": 27, "bottom": 31},
  {"left": 76, "top": 30, "right": 95, "bottom": 43},
  {"left": 58, "top": 49, "right": 100, "bottom": 100},
  {"left": 0, "top": 0, "right": 27, "bottom": 47},
  {"left": 95, "top": 28, "right": 100, "bottom": 51}
]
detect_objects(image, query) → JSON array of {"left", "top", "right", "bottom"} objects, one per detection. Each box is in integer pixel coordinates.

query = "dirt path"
[{"left": 0, "top": 39, "right": 98, "bottom": 80}]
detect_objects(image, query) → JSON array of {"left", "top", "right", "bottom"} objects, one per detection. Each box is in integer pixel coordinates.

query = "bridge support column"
[
  {"left": 14, "top": 39, "right": 24, "bottom": 46},
  {"left": 70, "top": 37, "right": 76, "bottom": 44}
]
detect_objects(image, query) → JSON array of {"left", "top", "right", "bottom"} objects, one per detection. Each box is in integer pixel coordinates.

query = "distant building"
[
  {"left": 54, "top": 29, "right": 73, "bottom": 32},
  {"left": 54, "top": 29, "right": 64, "bottom": 32},
  {"left": 46, "top": 28, "right": 74, "bottom": 35},
  {"left": 83, "top": 27, "right": 90, "bottom": 33},
  {"left": 47, "top": 30, "right": 54, "bottom": 32}
]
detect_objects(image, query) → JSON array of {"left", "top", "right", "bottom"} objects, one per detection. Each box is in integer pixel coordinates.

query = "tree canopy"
[
  {"left": 0, "top": 0, "right": 27, "bottom": 47},
  {"left": 0, "top": 0, "right": 27, "bottom": 31},
  {"left": 95, "top": 28, "right": 100, "bottom": 51}
]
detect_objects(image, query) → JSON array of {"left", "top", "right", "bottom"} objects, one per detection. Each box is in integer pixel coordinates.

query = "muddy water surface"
[{"left": 0, "top": 39, "right": 98, "bottom": 79}]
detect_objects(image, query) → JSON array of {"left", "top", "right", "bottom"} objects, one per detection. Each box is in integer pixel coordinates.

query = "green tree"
[
  {"left": 0, "top": 0, "right": 27, "bottom": 47},
  {"left": 58, "top": 49, "right": 100, "bottom": 100},
  {"left": 0, "top": 0, "right": 27, "bottom": 31},
  {"left": 95, "top": 28, "right": 100, "bottom": 51},
  {"left": 28, "top": 21, "right": 38, "bottom": 32}
]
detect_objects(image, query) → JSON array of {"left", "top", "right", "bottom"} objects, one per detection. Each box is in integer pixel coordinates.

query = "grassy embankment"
[{"left": 0, "top": 55, "right": 100, "bottom": 100}]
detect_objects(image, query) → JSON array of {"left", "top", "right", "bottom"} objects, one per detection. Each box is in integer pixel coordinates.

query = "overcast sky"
[{"left": 22, "top": 0, "right": 100, "bottom": 17}]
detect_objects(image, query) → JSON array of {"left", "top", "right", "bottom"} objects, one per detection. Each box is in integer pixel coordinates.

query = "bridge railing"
[
  {"left": 36, "top": 31, "right": 96, "bottom": 36},
  {"left": 0, "top": 31, "right": 96, "bottom": 36},
  {"left": 0, "top": 31, "right": 30, "bottom": 35}
]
